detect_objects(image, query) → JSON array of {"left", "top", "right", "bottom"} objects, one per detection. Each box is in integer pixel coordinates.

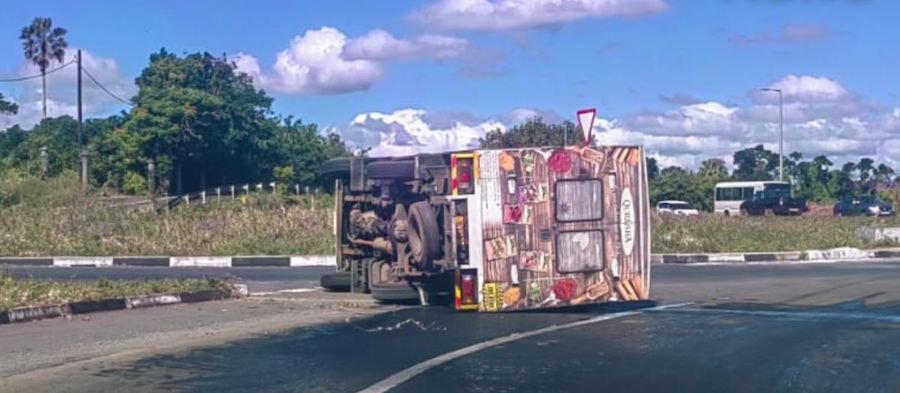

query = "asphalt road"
[
  {"left": 1, "top": 265, "right": 334, "bottom": 292},
  {"left": 4, "top": 261, "right": 900, "bottom": 393}
]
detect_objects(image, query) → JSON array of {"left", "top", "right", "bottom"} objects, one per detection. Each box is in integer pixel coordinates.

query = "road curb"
[
  {"left": 0, "top": 287, "right": 242, "bottom": 325},
  {"left": 0, "top": 255, "right": 336, "bottom": 268},
  {"left": 652, "top": 247, "right": 900, "bottom": 265}
]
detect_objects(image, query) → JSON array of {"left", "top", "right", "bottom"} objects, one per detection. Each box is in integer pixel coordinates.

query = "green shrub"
[{"left": 123, "top": 171, "right": 148, "bottom": 195}]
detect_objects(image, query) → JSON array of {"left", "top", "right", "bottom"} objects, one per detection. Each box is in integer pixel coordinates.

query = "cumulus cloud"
[
  {"left": 408, "top": 0, "right": 669, "bottom": 31},
  {"left": 334, "top": 109, "right": 505, "bottom": 157},
  {"left": 0, "top": 49, "right": 135, "bottom": 130},
  {"left": 753, "top": 74, "right": 850, "bottom": 104},
  {"left": 233, "top": 27, "right": 467, "bottom": 95},
  {"left": 731, "top": 24, "right": 832, "bottom": 45},
  {"left": 335, "top": 74, "right": 900, "bottom": 170},
  {"left": 343, "top": 30, "right": 468, "bottom": 61}
]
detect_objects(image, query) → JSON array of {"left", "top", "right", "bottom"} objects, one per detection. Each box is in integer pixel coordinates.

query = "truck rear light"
[
  {"left": 455, "top": 268, "right": 478, "bottom": 311},
  {"left": 462, "top": 275, "right": 475, "bottom": 302},
  {"left": 451, "top": 154, "right": 476, "bottom": 195}
]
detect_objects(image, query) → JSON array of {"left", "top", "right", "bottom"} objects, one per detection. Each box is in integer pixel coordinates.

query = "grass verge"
[
  {"left": 0, "top": 270, "right": 228, "bottom": 311},
  {"left": 652, "top": 213, "right": 900, "bottom": 253},
  {"left": 4, "top": 176, "right": 900, "bottom": 256},
  {"left": 0, "top": 176, "right": 332, "bottom": 256}
]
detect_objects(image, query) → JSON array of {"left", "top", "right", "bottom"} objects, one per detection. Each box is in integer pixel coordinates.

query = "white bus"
[{"left": 714, "top": 181, "right": 790, "bottom": 216}]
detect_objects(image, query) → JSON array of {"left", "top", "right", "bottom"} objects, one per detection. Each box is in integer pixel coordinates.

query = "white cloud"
[
  {"left": 0, "top": 49, "right": 134, "bottom": 130},
  {"left": 343, "top": 30, "right": 467, "bottom": 61},
  {"left": 333, "top": 109, "right": 505, "bottom": 157},
  {"left": 409, "top": 0, "right": 668, "bottom": 31},
  {"left": 754, "top": 74, "right": 850, "bottom": 104},
  {"left": 233, "top": 27, "right": 467, "bottom": 95},
  {"left": 627, "top": 101, "right": 748, "bottom": 138},
  {"left": 334, "top": 72, "right": 900, "bottom": 171}
]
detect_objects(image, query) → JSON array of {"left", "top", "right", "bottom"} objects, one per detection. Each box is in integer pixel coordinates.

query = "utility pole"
[
  {"left": 77, "top": 49, "right": 83, "bottom": 147},
  {"left": 760, "top": 88, "right": 784, "bottom": 181},
  {"left": 77, "top": 49, "right": 88, "bottom": 189}
]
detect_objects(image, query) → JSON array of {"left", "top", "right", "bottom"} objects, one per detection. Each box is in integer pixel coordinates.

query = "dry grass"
[
  {"left": 0, "top": 270, "right": 226, "bottom": 311},
  {"left": 4, "top": 176, "right": 898, "bottom": 257},
  {"left": 0, "top": 177, "right": 333, "bottom": 257},
  {"left": 652, "top": 213, "right": 900, "bottom": 253}
]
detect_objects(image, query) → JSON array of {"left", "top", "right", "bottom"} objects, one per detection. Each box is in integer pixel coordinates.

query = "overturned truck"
[{"left": 319, "top": 145, "right": 651, "bottom": 312}]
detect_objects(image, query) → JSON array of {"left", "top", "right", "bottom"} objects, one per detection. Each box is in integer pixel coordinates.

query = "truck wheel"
[
  {"left": 367, "top": 160, "right": 416, "bottom": 180},
  {"left": 370, "top": 282, "right": 421, "bottom": 303},
  {"left": 408, "top": 201, "right": 441, "bottom": 269},
  {"left": 320, "top": 271, "right": 352, "bottom": 292},
  {"left": 319, "top": 157, "right": 352, "bottom": 176}
]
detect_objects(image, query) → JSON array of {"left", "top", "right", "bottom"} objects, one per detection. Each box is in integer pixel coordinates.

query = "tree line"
[
  {"left": 1, "top": 18, "right": 347, "bottom": 195},
  {"left": 481, "top": 118, "right": 898, "bottom": 211}
]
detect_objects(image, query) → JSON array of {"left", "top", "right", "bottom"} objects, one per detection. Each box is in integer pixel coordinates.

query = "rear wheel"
[
  {"left": 320, "top": 271, "right": 351, "bottom": 292},
  {"left": 370, "top": 282, "right": 421, "bottom": 303},
  {"left": 319, "top": 157, "right": 352, "bottom": 176},
  {"left": 408, "top": 201, "right": 441, "bottom": 270}
]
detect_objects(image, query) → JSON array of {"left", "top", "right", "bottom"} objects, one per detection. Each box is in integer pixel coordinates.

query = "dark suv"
[
  {"left": 739, "top": 185, "right": 807, "bottom": 216},
  {"left": 833, "top": 195, "right": 894, "bottom": 217}
]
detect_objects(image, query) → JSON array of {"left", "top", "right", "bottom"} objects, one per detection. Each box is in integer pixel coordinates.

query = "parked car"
[
  {"left": 833, "top": 195, "right": 894, "bottom": 216},
  {"left": 739, "top": 187, "right": 807, "bottom": 216},
  {"left": 656, "top": 200, "right": 699, "bottom": 216}
]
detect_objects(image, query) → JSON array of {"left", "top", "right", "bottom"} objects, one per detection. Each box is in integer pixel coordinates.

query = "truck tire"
[
  {"left": 370, "top": 282, "right": 421, "bottom": 303},
  {"left": 320, "top": 271, "right": 352, "bottom": 292},
  {"left": 319, "top": 157, "right": 352, "bottom": 176},
  {"left": 367, "top": 160, "right": 416, "bottom": 180},
  {"left": 408, "top": 201, "right": 441, "bottom": 270}
]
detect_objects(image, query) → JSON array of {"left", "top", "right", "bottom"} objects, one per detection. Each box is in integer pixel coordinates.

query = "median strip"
[
  {"left": 0, "top": 255, "right": 336, "bottom": 268},
  {"left": 0, "top": 271, "right": 245, "bottom": 325}
]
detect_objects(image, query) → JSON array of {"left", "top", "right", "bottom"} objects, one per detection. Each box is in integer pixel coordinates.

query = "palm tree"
[{"left": 20, "top": 17, "right": 68, "bottom": 119}]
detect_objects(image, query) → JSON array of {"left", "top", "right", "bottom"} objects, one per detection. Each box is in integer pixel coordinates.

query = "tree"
[
  {"left": 20, "top": 17, "right": 68, "bottom": 119},
  {"left": 698, "top": 158, "right": 728, "bottom": 178},
  {"left": 733, "top": 145, "right": 778, "bottom": 181},
  {"left": 0, "top": 93, "right": 18, "bottom": 115},
  {"left": 480, "top": 117, "right": 577, "bottom": 148},
  {"left": 113, "top": 50, "right": 347, "bottom": 194},
  {"left": 9, "top": 116, "right": 80, "bottom": 177},
  {"left": 650, "top": 166, "right": 711, "bottom": 210},
  {"left": 646, "top": 157, "right": 659, "bottom": 180},
  {"left": 876, "top": 163, "right": 895, "bottom": 185}
]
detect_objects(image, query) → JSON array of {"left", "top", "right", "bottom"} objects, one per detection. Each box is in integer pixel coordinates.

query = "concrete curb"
[
  {"left": 652, "top": 247, "right": 900, "bottom": 265},
  {"left": 0, "top": 286, "right": 244, "bottom": 325},
  {"left": 0, "top": 255, "right": 335, "bottom": 268}
]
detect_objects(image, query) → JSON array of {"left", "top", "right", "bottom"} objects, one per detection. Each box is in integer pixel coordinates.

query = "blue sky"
[{"left": 1, "top": 0, "right": 898, "bottom": 168}]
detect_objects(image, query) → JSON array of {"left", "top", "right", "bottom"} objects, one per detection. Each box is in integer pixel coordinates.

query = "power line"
[
  {"left": 0, "top": 60, "right": 75, "bottom": 83},
  {"left": 81, "top": 65, "right": 133, "bottom": 106}
]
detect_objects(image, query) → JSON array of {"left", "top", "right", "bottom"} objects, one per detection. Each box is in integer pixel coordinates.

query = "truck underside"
[{"left": 320, "top": 154, "right": 458, "bottom": 303}]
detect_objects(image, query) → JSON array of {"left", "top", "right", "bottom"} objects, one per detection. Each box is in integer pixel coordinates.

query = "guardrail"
[{"left": 166, "top": 182, "right": 323, "bottom": 210}]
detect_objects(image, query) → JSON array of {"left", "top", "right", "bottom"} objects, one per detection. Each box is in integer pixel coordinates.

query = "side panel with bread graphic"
[{"left": 477, "top": 146, "right": 650, "bottom": 312}]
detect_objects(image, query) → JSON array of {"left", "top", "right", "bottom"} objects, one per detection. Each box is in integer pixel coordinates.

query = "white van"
[{"left": 714, "top": 181, "right": 790, "bottom": 216}]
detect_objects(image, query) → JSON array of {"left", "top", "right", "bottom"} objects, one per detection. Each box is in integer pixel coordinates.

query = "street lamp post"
[{"left": 760, "top": 88, "right": 784, "bottom": 181}]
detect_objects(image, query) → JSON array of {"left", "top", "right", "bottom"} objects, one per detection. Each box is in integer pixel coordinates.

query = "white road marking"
[
  {"left": 250, "top": 288, "right": 318, "bottom": 296},
  {"left": 53, "top": 257, "right": 114, "bottom": 267},
  {"left": 170, "top": 256, "right": 231, "bottom": 267},
  {"left": 356, "top": 302, "right": 693, "bottom": 393},
  {"left": 655, "top": 307, "right": 900, "bottom": 323}
]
